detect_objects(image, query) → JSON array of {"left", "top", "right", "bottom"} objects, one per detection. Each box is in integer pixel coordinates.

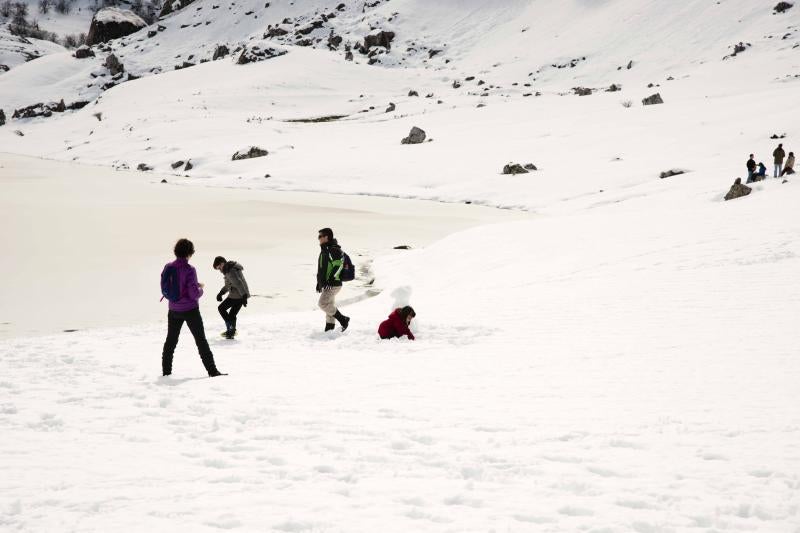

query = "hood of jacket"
[{"left": 222, "top": 261, "right": 243, "bottom": 274}]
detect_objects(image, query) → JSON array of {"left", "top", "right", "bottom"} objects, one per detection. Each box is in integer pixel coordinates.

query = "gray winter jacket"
[{"left": 219, "top": 261, "right": 250, "bottom": 300}]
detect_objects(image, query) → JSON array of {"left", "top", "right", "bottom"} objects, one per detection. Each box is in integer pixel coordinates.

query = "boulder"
[
  {"left": 401, "top": 126, "right": 426, "bottom": 145},
  {"left": 0, "top": 110, "right": 4, "bottom": 126},
  {"left": 573, "top": 87, "right": 593, "bottom": 96},
  {"left": 184, "top": 161, "right": 193, "bottom": 171},
  {"left": 137, "top": 163, "right": 153, "bottom": 171},
  {"left": 266, "top": 27, "right": 288, "bottom": 38},
  {"left": 237, "top": 45, "right": 287, "bottom": 65},
  {"left": 524, "top": 163, "right": 538, "bottom": 171},
  {"left": 327, "top": 31, "right": 342, "bottom": 49},
  {"left": 171, "top": 160, "right": 185, "bottom": 170},
  {"left": 363, "top": 31, "right": 395, "bottom": 50},
  {"left": 724, "top": 178, "right": 751, "bottom": 201},
  {"left": 86, "top": 8, "right": 146, "bottom": 46},
  {"left": 74, "top": 46, "right": 95, "bottom": 59},
  {"left": 775, "top": 2, "right": 793, "bottom": 13},
  {"left": 232, "top": 147, "right": 268, "bottom": 161},
  {"left": 212, "top": 45, "right": 229, "bottom": 60},
  {"left": 642, "top": 93, "right": 664, "bottom": 106},
  {"left": 408, "top": 90, "right": 419, "bottom": 97},
  {"left": 659, "top": 169, "right": 686, "bottom": 179},
  {"left": 503, "top": 163, "right": 529, "bottom": 175},
  {"left": 605, "top": 83, "right": 622, "bottom": 92},
  {"left": 385, "top": 102, "right": 396, "bottom": 113},
  {"left": 345, "top": 50, "right": 354, "bottom": 61},
  {"left": 104, "top": 54, "right": 124, "bottom": 75}
]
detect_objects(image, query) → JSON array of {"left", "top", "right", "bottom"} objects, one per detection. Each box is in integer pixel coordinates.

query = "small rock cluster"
[
  {"left": 237, "top": 45, "right": 288, "bottom": 65},
  {"left": 503, "top": 163, "right": 537, "bottom": 175},
  {"left": 232, "top": 147, "right": 269, "bottom": 160}
]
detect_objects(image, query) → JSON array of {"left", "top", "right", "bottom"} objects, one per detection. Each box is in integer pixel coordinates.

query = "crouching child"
[
  {"left": 213, "top": 256, "right": 250, "bottom": 339},
  {"left": 378, "top": 306, "right": 416, "bottom": 340}
]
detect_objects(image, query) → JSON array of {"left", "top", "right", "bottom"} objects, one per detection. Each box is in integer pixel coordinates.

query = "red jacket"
[{"left": 378, "top": 309, "right": 415, "bottom": 340}]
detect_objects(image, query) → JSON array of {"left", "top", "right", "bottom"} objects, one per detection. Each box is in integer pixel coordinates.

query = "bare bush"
[{"left": 621, "top": 100, "right": 633, "bottom": 108}]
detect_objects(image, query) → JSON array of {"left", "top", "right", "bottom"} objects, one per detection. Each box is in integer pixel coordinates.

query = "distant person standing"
[
  {"left": 781, "top": 152, "right": 795, "bottom": 176},
  {"left": 213, "top": 256, "right": 250, "bottom": 339},
  {"left": 773, "top": 143, "right": 786, "bottom": 178},
  {"left": 160, "top": 238, "right": 225, "bottom": 377},
  {"left": 316, "top": 228, "right": 351, "bottom": 332},
  {"left": 756, "top": 162, "right": 767, "bottom": 179},
  {"left": 746, "top": 154, "right": 757, "bottom": 182}
]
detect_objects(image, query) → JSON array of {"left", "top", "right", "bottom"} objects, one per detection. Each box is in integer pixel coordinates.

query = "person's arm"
[
  {"left": 393, "top": 314, "right": 415, "bottom": 340},
  {"left": 317, "top": 251, "right": 329, "bottom": 290},
  {"left": 186, "top": 267, "right": 203, "bottom": 301}
]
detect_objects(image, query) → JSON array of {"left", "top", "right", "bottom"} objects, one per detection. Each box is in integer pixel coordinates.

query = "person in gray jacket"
[{"left": 213, "top": 256, "right": 250, "bottom": 339}]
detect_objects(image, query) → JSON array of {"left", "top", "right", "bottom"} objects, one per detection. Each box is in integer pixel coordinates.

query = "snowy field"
[{"left": 2, "top": 0, "right": 800, "bottom": 531}]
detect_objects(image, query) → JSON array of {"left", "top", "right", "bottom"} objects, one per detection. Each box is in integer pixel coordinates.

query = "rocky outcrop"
[
  {"left": 136, "top": 163, "right": 153, "bottom": 171},
  {"left": 12, "top": 100, "right": 66, "bottom": 119},
  {"left": 237, "top": 45, "right": 288, "bottom": 65},
  {"left": 573, "top": 87, "right": 593, "bottom": 96},
  {"left": 232, "top": 147, "right": 268, "bottom": 160},
  {"left": 74, "top": 46, "right": 95, "bottom": 59},
  {"left": 775, "top": 2, "right": 794, "bottom": 13},
  {"left": 86, "top": 8, "right": 146, "bottom": 46},
  {"left": 724, "top": 178, "right": 751, "bottom": 201},
  {"left": 642, "top": 93, "right": 664, "bottom": 106},
  {"left": 401, "top": 126, "right": 426, "bottom": 145},
  {"left": 212, "top": 45, "right": 229, "bottom": 61},
  {"left": 0, "top": 109, "right": 5, "bottom": 126},
  {"left": 363, "top": 31, "right": 395, "bottom": 50}
]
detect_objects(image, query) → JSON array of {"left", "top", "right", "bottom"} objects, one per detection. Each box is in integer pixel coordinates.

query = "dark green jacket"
[{"left": 317, "top": 240, "right": 344, "bottom": 288}]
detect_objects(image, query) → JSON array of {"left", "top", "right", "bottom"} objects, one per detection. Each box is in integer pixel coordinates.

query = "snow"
[
  {"left": 93, "top": 7, "right": 146, "bottom": 27},
  {"left": 2, "top": 0, "right": 800, "bottom": 531}
]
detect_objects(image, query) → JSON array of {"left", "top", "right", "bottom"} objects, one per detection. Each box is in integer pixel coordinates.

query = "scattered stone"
[
  {"left": 724, "top": 178, "right": 752, "bottom": 201},
  {"left": 266, "top": 27, "right": 288, "bottom": 37},
  {"left": 104, "top": 54, "right": 124, "bottom": 75},
  {"left": 232, "top": 147, "right": 269, "bottom": 160},
  {"left": 573, "top": 87, "right": 593, "bottom": 96},
  {"left": 161, "top": 179, "right": 168, "bottom": 183},
  {"left": 345, "top": 50, "right": 354, "bottom": 61},
  {"left": 627, "top": 60, "right": 634, "bottom": 69},
  {"left": 659, "top": 169, "right": 686, "bottom": 179},
  {"left": 74, "top": 46, "right": 95, "bottom": 59},
  {"left": 605, "top": 83, "right": 622, "bottom": 92},
  {"left": 394, "top": 245, "right": 412, "bottom": 250},
  {"left": 0, "top": 110, "right": 4, "bottom": 126},
  {"left": 524, "top": 163, "right": 538, "bottom": 171},
  {"left": 237, "top": 45, "right": 287, "bottom": 65},
  {"left": 429, "top": 49, "right": 442, "bottom": 59},
  {"left": 770, "top": 133, "right": 786, "bottom": 139},
  {"left": 401, "top": 126, "right": 426, "bottom": 145},
  {"left": 264, "top": 174, "right": 271, "bottom": 178},
  {"left": 0, "top": 65, "right": 9, "bottom": 73},
  {"left": 212, "top": 45, "right": 229, "bottom": 60},
  {"left": 184, "top": 161, "right": 193, "bottom": 171},
  {"left": 386, "top": 102, "right": 396, "bottom": 113},
  {"left": 783, "top": 179, "right": 789, "bottom": 183},
  {"left": 93, "top": 112, "right": 103, "bottom": 121},
  {"left": 363, "top": 31, "right": 395, "bottom": 50},
  {"left": 642, "top": 93, "right": 664, "bottom": 106},
  {"left": 86, "top": 8, "right": 147, "bottom": 46},
  {"left": 328, "top": 31, "right": 342, "bottom": 49},
  {"left": 452, "top": 79, "right": 461, "bottom": 89},
  {"left": 171, "top": 160, "right": 185, "bottom": 169},
  {"left": 408, "top": 90, "right": 419, "bottom": 97},
  {"left": 137, "top": 163, "right": 153, "bottom": 171},
  {"left": 774, "top": 2, "right": 793, "bottom": 13}
]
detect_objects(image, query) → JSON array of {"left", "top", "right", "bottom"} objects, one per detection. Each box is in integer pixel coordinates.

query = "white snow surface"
[
  {"left": 93, "top": 6, "right": 146, "bottom": 27},
  {"left": 2, "top": 0, "right": 800, "bottom": 531}
]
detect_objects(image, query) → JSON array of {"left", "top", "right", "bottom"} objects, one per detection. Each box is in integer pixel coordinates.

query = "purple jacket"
[{"left": 164, "top": 258, "right": 204, "bottom": 312}]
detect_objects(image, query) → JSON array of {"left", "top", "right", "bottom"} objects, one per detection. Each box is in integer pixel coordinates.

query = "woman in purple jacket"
[{"left": 161, "top": 238, "right": 224, "bottom": 377}]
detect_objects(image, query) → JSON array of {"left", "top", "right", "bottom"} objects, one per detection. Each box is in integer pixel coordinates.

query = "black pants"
[
  {"left": 218, "top": 298, "right": 243, "bottom": 331},
  {"left": 162, "top": 308, "right": 218, "bottom": 376}
]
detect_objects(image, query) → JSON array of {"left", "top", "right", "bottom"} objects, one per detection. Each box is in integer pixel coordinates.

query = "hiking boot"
[
  {"left": 208, "top": 370, "right": 227, "bottom": 377},
  {"left": 334, "top": 311, "right": 350, "bottom": 332},
  {"left": 325, "top": 323, "right": 335, "bottom": 332}
]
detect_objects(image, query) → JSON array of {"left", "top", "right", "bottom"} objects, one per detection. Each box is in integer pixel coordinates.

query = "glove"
[
  {"left": 242, "top": 296, "right": 248, "bottom": 307},
  {"left": 216, "top": 291, "right": 224, "bottom": 302}
]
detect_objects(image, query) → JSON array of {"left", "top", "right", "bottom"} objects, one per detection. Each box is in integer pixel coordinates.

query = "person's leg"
[
  {"left": 184, "top": 308, "right": 220, "bottom": 375},
  {"left": 227, "top": 300, "right": 243, "bottom": 332},
  {"left": 318, "top": 287, "right": 339, "bottom": 326},
  {"left": 218, "top": 298, "right": 235, "bottom": 332},
  {"left": 162, "top": 311, "right": 184, "bottom": 376}
]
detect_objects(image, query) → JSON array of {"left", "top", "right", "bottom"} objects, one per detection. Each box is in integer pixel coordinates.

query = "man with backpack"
[
  {"left": 316, "top": 227, "right": 353, "bottom": 332},
  {"left": 213, "top": 256, "right": 250, "bottom": 339},
  {"left": 160, "top": 238, "right": 225, "bottom": 377}
]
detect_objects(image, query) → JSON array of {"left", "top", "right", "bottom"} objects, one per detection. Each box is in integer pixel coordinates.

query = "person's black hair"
[
  {"left": 174, "top": 238, "right": 195, "bottom": 259},
  {"left": 213, "top": 256, "right": 226, "bottom": 268},
  {"left": 319, "top": 227, "right": 334, "bottom": 239},
  {"left": 399, "top": 306, "right": 416, "bottom": 319}
]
